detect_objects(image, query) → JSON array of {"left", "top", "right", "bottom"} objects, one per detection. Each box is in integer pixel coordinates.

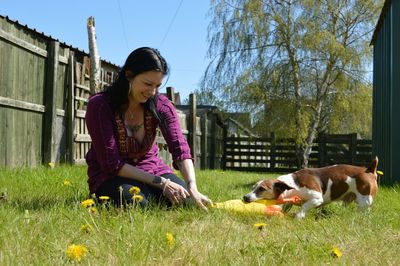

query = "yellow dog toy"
[{"left": 213, "top": 196, "right": 301, "bottom": 217}]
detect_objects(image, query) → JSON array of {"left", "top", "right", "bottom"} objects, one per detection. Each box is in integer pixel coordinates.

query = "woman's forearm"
[
  {"left": 176, "top": 159, "right": 197, "bottom": 190},
  {"left": 117, "top": 163, "right": 167, "bottom": 189}
]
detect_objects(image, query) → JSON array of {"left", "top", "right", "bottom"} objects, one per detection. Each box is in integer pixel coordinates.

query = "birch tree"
[
  {"left": 201, "top": 0, "right": 382, "bottom": 167},
  {"left": 87, "top": 16, "right": 101, "bottom": 94}
]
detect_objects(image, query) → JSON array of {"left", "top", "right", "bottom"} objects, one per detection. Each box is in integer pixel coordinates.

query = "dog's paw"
[{"left": 295, "top": 211, "right": 306, "bottom": 219}]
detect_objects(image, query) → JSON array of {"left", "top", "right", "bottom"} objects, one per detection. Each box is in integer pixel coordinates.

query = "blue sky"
[{"left": 0, "top": 0, "right": 211, "bottom": 101}]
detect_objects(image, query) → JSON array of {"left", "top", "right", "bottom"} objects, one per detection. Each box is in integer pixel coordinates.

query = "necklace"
[
  {"left": 126, "top": 108, "right": 143, "bottom": 134},
  {"left": 127, "top": 123, "right": 143, "bottom": 133}
]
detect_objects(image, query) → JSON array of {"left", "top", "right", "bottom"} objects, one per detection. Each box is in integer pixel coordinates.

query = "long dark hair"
[{"left": 104, "top": 47, "right": 169, "bottom": 123}]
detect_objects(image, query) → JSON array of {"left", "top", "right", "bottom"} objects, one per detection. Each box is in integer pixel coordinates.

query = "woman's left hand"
[{"left": 188, "top": 188, "right": 212, "bottom": 211}]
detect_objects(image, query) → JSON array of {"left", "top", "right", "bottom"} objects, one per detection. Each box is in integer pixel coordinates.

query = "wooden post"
[
  {"left": 200, "top": 112, "right": 208, "bottom": 169},
  {"left": 210, "top": 113, "right": 217, "bottom": 169},
  {"left": 67, "top": 51, "right": 75, "bottom": 164},
  {"left": 43, "top": 41, "right": 59, "bottom": 164},
  {"left": 318, "top": 133, "right": 326, "bottom": 167},
  {"left": 350, "top": 133, "right": 357, "bottom": 164},
  {"left": 270, "top": 132, "right": 276, "bottom": 171},
  {"left": 222, "top": 124, "right": 227, "bottom": 170},
  {"left": 166, "top": 86, "right": 175, "bottom": 104},
  {"left": 188, "top": 94, "right": 197, "bottom": 164},
  {"left": 238, "top": 130, "right": 241, "bottom": 169}
]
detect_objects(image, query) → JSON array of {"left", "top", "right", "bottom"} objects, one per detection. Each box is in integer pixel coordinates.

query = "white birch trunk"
[{"left": 87, "top": 16, "right": 101, "bottom": 94}]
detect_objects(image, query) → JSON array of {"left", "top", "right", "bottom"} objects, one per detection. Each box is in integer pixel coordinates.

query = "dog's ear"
[{"left": 273, "top": 181, "right": 292, "bottom": 197}]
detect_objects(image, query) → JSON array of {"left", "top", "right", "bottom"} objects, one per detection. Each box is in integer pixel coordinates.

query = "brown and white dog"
[{"left": 243, "top": 157, "right": 379, "bottom": 219}]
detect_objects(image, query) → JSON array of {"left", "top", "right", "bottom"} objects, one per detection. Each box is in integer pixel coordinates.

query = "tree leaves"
[{"left": 200, "top": 0, "right": 382, "bottom": 166}]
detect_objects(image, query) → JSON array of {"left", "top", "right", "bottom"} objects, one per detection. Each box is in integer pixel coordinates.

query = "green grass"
[{"left": 0, "top": 166, "right": 399, "bottom": 265}]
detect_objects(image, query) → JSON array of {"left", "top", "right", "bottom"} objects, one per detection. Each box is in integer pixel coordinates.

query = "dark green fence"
[{"left": 224, "top": 133, "right": 373, "bottom": 172}]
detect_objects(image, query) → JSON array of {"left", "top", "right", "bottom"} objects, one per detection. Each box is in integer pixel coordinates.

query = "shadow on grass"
[{"left": 5, "top": 195, "right": 83, "bottom": 212}]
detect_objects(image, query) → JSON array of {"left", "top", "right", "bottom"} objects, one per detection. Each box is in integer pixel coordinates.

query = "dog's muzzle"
[{"left": 243, "top": 195, "right": 252, "bottom": 203}]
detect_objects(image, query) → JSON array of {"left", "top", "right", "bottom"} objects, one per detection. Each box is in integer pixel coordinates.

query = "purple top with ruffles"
[{"left": 85, "top": 93, "right": 192, "bottom": 194}]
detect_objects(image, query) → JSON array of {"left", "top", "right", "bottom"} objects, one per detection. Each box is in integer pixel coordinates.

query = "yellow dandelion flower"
[
  {"left": 377, "top": 170, "right": 384, "bottom": 175},
  {"left": 48, "top": 162, "right": 55, "bottom": 168},
  {"left": 81, "top": 199, "right": 95, "bottom": 208},
  {"left": 99, "top": 196, "right": 110, "bottom": 202},
  {"left": 80, "top": 224, "right": 93, "bottom": 234},
  {"left": 132, "top": 195, "right": 144, "bottom": 202},
  {"left": 331, "top": 246, "right": 342, "bottom": 258},
  {"left": 253, "top": 223, "right": 267, "bottom": 230},
  {"left": 63, "top": 180, "right": 72, "bottom": 186},
  {"left": 89, "top": 207, "right": 98, "bottom": 215},
  {"left": 66, "top": 244, "right": 88, "bottom": 262},
  {"left": 166, "top": 232, "right": 175, "bottom": 247},
  {"left": 129, "top": 186, "right": 141, "bottom": 195}
]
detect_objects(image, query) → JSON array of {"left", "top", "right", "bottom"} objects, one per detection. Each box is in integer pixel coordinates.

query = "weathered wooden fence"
[
  {"left": 0, "top": 15, "right": 120, "bottom": 166},
  {"left": 0, "top": 15, "right": 226, "bottom": 169},
  {"left": 224, "top": 133, "right": 373, "bottom": 172}
]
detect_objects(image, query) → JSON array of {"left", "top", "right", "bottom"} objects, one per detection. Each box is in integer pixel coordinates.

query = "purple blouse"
[{"left": 85, "top": 93, "right": 192, "bottom": 194}]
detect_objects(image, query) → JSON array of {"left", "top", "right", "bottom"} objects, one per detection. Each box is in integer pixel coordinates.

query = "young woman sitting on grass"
[{"left": 85, "top": 47, "right": 211, "bottom": 210}]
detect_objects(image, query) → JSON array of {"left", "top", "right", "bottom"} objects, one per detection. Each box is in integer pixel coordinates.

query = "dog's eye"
[{"left": 257, "top": 187, "right": 266, "bottom": 192}]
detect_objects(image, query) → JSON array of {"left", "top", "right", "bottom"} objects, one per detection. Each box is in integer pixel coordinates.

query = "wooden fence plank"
[
  {"left": 43, "top": 41, "right": 59, "bottom": 164},
  {"left": 200, "top": 112, "right": 207, "bottom": 169},
  {"left": 188, "top": 94, "right": 197, "bottom": 164},
  {"left": 67, "top": 51, "right": 75, "bottom": 163}
]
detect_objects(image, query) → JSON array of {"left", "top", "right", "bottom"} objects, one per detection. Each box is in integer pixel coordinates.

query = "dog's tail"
[{"left": 366, "top": 156, "right": 379, "bottom": 177}]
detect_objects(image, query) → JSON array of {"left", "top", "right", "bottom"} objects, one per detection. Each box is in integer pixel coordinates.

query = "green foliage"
[
  {"left": 201, "top": 0, "right": 383, "bottom": 164},
  {"left": 0, "top": 166, "right": 399, "bottom": 264},
  {"left": 326, "top": 81, "right": 373, "bottom": 138}
]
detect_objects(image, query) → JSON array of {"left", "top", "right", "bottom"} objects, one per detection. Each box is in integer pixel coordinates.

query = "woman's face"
[{"left": 128, "top": 70, "right": 164, "bottom": 104}]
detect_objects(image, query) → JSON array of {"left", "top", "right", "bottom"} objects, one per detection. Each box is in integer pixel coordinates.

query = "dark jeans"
[{"left": 95, "top": 173, "right": 189, "bottom": 207}]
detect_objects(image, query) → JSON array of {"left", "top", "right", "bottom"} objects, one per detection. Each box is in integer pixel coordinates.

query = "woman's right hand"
[{"left": 162, "top": 179, "right": 190, "bottom": 205}]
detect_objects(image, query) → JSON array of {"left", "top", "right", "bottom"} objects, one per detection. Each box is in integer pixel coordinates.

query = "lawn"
[{"left": 0, "top": 166, "right": 399, "bottom": 265}]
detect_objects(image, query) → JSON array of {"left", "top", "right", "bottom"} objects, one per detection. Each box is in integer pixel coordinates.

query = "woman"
[{"left": 85, "top": 47, "right": 211, "bottom": 210}]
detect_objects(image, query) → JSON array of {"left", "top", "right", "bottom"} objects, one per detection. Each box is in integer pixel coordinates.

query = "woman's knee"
[{"left": 95, "top": 177, "right": 150, "bottom": 207}]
